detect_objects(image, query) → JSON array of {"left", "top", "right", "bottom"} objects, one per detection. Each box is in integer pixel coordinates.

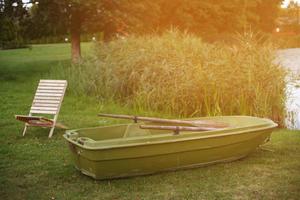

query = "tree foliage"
[
  {"left": 10, "top": 0, "right": 283, "bottom": 39},
  {"left": 0, "top": 0, "right": 283, "bottom": 51},
  {"left": 0, "top": 0, "right": 29, "bottom": 48}
]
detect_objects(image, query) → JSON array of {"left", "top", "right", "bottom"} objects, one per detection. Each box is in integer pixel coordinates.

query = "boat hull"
[{"left": 64, "top": 116, "right": 277, "bottom": 180}]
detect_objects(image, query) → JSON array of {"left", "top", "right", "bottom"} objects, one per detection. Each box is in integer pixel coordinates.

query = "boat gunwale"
[{"left": 63, "top": 116, "right": 277, "bottom": 150}]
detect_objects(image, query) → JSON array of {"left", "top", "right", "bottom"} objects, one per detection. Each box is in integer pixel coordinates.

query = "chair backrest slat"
[
  {"left": 30, "top": 110, "right": 57, "bottom": 115},
  {"left": 31, "top": 106, "right": 58, "bottom": 111},
  {"left": 39, "top": 80, "right": 67, "bottom": 83},
  {"left": 33, "top": 100, "right": 60, "bottom": 104},
  {"left": 36, "top": 89, "right": 64, "bottom": 94},
  {"left": 39, "top": 83, "right": 66, "bottom": 87},
  {"left": 37, "top": 86, "right": 65, "bottom": 90},
  {"left": 35, "top": 93, "right": 63, "bottom": 97},
  {"left": 30, "top": 80, "right": 67, "bottom": 115},
  {"left": 34, "top": 96, "right": 62, "bottom": 100},
  {"left": 32, "top": 103, "right": 60, "bottom": 108}
]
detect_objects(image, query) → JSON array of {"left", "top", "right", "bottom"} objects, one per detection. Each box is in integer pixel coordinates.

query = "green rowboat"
[{"left": 63, "top": 115, "right": 277, "bottom": 180}]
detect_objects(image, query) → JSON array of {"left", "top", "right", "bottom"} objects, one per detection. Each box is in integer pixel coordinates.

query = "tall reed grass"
[{"left": 55, "top": 30, "right": 286, "bottom": 125}]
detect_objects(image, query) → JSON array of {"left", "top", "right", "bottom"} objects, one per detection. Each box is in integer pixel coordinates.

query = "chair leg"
[
  {"left": 48, "top": 126, "right": 55, "bottom": 138},
  {"left": 22, "top": 125, "right": 27, "bottom": 136}
]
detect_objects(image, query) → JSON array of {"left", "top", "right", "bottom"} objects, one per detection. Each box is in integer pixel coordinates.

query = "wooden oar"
[
  {"left": 140, "top": 125, "right": 222, "bottom": 135},
  {"left": 98, "top": 113, "right": 228, "bottom": 128}
]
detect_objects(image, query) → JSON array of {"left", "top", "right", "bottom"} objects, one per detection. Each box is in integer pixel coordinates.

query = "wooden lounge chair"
[{"left": 15, "top": 80, "right": 68, "bottom": 138}]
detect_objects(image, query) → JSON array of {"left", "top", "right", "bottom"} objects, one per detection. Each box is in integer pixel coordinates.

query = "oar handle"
[
  {"left": 98, "top": 113, "right": 139, "bottom": 123},
  {"left": 140, "top": 125, "right": 220, "bottom": 135}
]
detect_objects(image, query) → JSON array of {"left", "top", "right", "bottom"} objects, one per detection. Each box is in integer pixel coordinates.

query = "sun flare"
[{"left": 281, "top": 0, "right": 300, "bottom": 8}]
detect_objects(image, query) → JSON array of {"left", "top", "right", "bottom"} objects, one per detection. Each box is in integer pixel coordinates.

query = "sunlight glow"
[
  {"left": 22, "top": 0, "right": 38, "bottom": 8},
  {"left": 281, "top": 0, "right": 300, "bottom": 8}
]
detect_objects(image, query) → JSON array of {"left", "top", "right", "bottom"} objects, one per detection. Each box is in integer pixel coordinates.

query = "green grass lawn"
[{"left": 0, "top": 43, "right": 300, "bottom": 200}]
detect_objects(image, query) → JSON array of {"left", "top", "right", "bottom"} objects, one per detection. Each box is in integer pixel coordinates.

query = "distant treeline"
[{"left": 1, "top": 0, "right": 281, "bottom": 49}]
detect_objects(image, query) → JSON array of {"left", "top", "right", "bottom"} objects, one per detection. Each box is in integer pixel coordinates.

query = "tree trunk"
[{"left": 71, "top": 8, "right": 81, "bottom": 63}]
